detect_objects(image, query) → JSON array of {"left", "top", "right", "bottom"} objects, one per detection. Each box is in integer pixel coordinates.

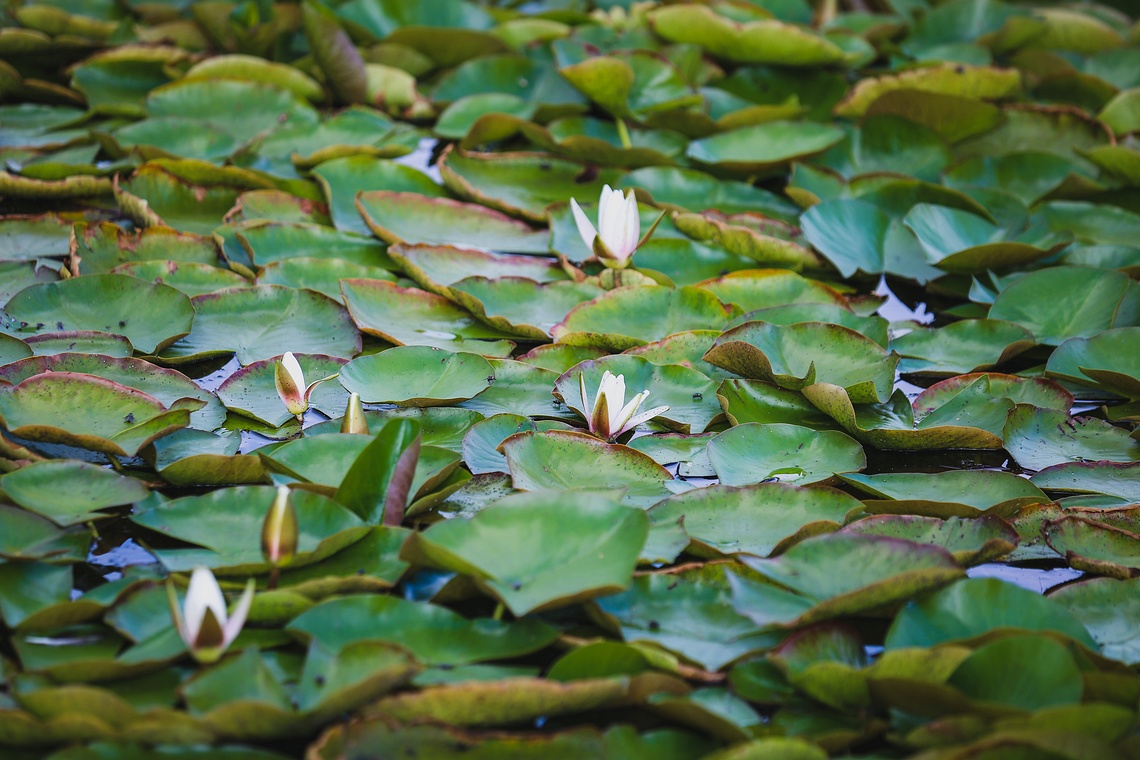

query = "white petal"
[
  {"left": 618, "top": 404, "right": 670, "bottom": 435},
  {"left": 612, "top": 389, "right": 649, "bottom": 432},
  {"left": 570, "top": 197, "right": 599, "bottom": 252},
  {"left": 281, "top": 351, "right": 305, "bottom": 388},
  {"left": 620, "top": 190, "right": 640, "bottom": 258},
  {"left": 183, "top": 566, "right": 227, "bottom": 642},
  {"left": 222, "top": 578, "right": 256, "bottom": 647},
  {"left": 596, "top": 186, "right": 614, "bottom": 243}
]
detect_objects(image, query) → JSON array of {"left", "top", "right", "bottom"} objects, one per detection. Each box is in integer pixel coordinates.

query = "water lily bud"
[
  {"left": 275, "top": 352, "right": 308, "bottom": 419},
  {"left": 261, "top": 485, "right": 298, "bottom": 567},
  {"left": 168, "top": 566, "right": 255, "bottom": 664},
  {"left": 340, "top": 392, "right": 369, "bottom": 435},
  {"left": 569, "top": 185, "right": 664, "bottom": 269}
]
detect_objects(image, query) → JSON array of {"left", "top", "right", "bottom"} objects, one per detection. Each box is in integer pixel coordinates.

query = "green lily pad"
[
  {"left": 948, "top": 634, "right": 1083, "bottom": 712},
  {"left": 553, "top": 286, "right": 739, "bottom": 352},
  {"left": 311, "top": 155, "right": 445, "bottom": 236},
  {"left": 716, "top": 378, "right": 838, "bottom": 429},
  {"left": 1, "top": 459, "right": 150, "bottom": 525},
  {"left": 892, "top": 319, "right": 1035, "bottom": 376},
  {"left": 672, "top": 211, "right": 822, "bottom": 271},
  {"left": 687, "top": 121, "right": 845, "bottom": 176},
  {"left": 159, "top": 285, "right": 361, "bottom": 365},
  {"left": 593, "top": 565, "right": 780, "bottom": 671},
  {"left": 456, "top": 359, "right": 569, "bottom": 419},
  {"left": 621, "top": 166, "right": 799, "bottom": 221},
  {"left": 558, "top": 51, "right": 701, "bottom": 122},
  {"left": 707, "top": 422, "right": 865, "bottom": 486},
  {"left": 1031, "top": 461, "right": 1140, "bottom": 502},
  {"left": 232, "top": 220, "right": 393, "bottom": 270},
  {"left": 289, "top": 593, "right": 557, "bottom": 666},
  {"left": 0, "top": 504, "right": 88, "bottom": 562},
  {"left": 903, "top": 203, "right": 1062, "bottom": 273},
  {"left": 838, "top": 514, "right": 1018, "bottom": 566},
  {"left": 649, "top": 483, "right": 861, "bottom": 558},
  {"left": 732, "top": 533, "right": 965, "bottom": 631},
  {"left": 799, "top": 198, "right": 943, "bottom": 282},
  {"left": 356, "top": 190, "right": 548, "bottom": 253},
  {"left": 115, "top": 164, "right": 249, "bottom": 235},
  {"left": 72, "top": 222, "right": 220, "bottom": 276},
  {"left": 390, "top": 243, "right": 567, "bottom": 293},
  {"left": 988, "top": 266, "right": 1133, "bottom": 346},
  {"left": 885, "top": 577, "right": 1099, "bottom": 650},
  {"left": 834, "top": 64, "right": 1021, "bottom": 118},
  {"left": 440, "top": 148, "right": 623, "bottom": 223},
  {"left": 402, "top": 490, "right": 648, "bottom": 615},
  {"left": 340, "top": 278, "right": 515, "bottom": 356},
  {"left": 131, "top": 485, "right": 366, "bottom": 574},
  {"left": 840, "top": 471, "right": 1047, "bottom": 514},
  {"left": 554, "top": 355, "right": 722, "bottom": 435},
  {"left": 1003, "top": 406, "right": 1140, "bottom": 472},
  {"left": 111, "top": 260, "right": 249, "bottom": 298},
  {"left": 257, "top": 257, "right": 397, "bottom": 301},
  {"left": 340, "top": 346, "right": 493, "bottom": 406},
  {"left": 147, "top": 78, "right": 318, "bottom": 148},
  {"left": 648, "top": 5, "right": 844, "bottom": 66},
  {"left": 216, "top": 354, "right": 347, "bottom": 428},
  {"left": 1, "top": 273, "right": 194, "bottom": 354},
  {"left": 1048, "top": 577, "right": 1140, "bottom": 665},
  {"left": 501, "top": 430, "right": 676, "bottom": 508},
  {"left": 1044, "top": 515, "right": 1140, "bottom": 579},
  {"left": 0, "top": 352, "right": 225, "bottom": 430},
  {"left": 1046, "top": 327, "right": 1140, "bottom": 399},
  {"left": 699, "top": 270, "right": 847, "bottom": 315},
  {"left": 449, "top": 277, "right": 604, "bottom": 340},
  {"left": 0, "top": 373, "right": 197, "bottom": 457},
  {"left": 704, "top": 321, "right": 898, "bottom": 403}
]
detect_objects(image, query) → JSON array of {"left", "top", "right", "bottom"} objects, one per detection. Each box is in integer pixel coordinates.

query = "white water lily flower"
[
  {"left": 274, "top": 352, "right": 338, "bottom": 421},
  {"left": 168, "top": 566, "right": 254, "bottom": 664},
  {"left": 570, "top": 185, "right": 663, "bottom": 268},
  {"left": 579, "top": 370, "right": 669, "bottom": 441}
]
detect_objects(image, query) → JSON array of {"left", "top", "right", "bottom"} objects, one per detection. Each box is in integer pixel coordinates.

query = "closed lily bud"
[
  {"left": 167, "top": 566, "right": 254, "bottom": 664},
  {"left": 274, "top": 352, "right": 340, "bottom": 422},
  {"left": 570, "top": 185, "right": 663, "bottom": 269},
  {"left": 262, "top": 485, "right": 298, "bottom": 567},
  {"left": 275, "top": 352, "right": 308, "bottom": 418},
  {"left": 340, "top": 392, "right": 369, "bottom": 435}
]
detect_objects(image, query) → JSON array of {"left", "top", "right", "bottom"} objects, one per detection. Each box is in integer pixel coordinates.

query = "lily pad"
[
  {"left": 1045, "top": 327, "right": 1140, "bottom": 399},
  {"left": 553, "top": 286, "right": 739, "bottom": 352},
  {"left": 1, "top": 459, "right": 150, "bottom": 525},
  {"left": 704, "top": 321, "right": 898, "bottom": 403},
  {"left": 1002, "top": 406, "right": 1140, "bottom": 472},
  {"left": 501, "top": 430, "right": 676, "bottom": 508},
  {"left": 649, "top": 483, "right": 861, "bottom": 558},
  {"left": 687, "top": 121, "right": 845, "bottom": 176},
  {"left": 340, "top": 278, "right": 515, "bottom": 356},
  {"left": 987, "top": 266, "right": 1133, "bottom": 346},
  {"left": 0, "top": 352, "right": 225, "bottom": 430},
  {"left": 339, "top": 346, "right": 493, "bottom": 406},
  {"left": 131, "top": 485, "right": 366, "bottom": 574},
  {"left": 402, "top": 490, "right": 648, "bottom": 615},
  {"left": 0, "top": 373, "right": 197, "bottom": 457},
  {"left": 356, "top": 190, "right": 548, "bottom": 253},
  {"left": 1, "top": 273, "right": 194, "bottom": 354},
  {"left": 216, "top": 354, "right": 348, "bottom": 428},
  {"left": 159, "top": 285, "right": 361, "bottom": 365},
  {"left": 707, "top": 422, "right": 865, "bottom": 486},
  {"left": 289, "top": 593, "right": 557, "bottom": 666},
  {"left": 892, "top": 319, "right": 1035, "bottom": 376}
]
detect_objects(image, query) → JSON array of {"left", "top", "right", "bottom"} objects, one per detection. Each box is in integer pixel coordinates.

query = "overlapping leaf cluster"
[{"left": 0, "top": 0, "right": 1139, "bottom": 758}]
